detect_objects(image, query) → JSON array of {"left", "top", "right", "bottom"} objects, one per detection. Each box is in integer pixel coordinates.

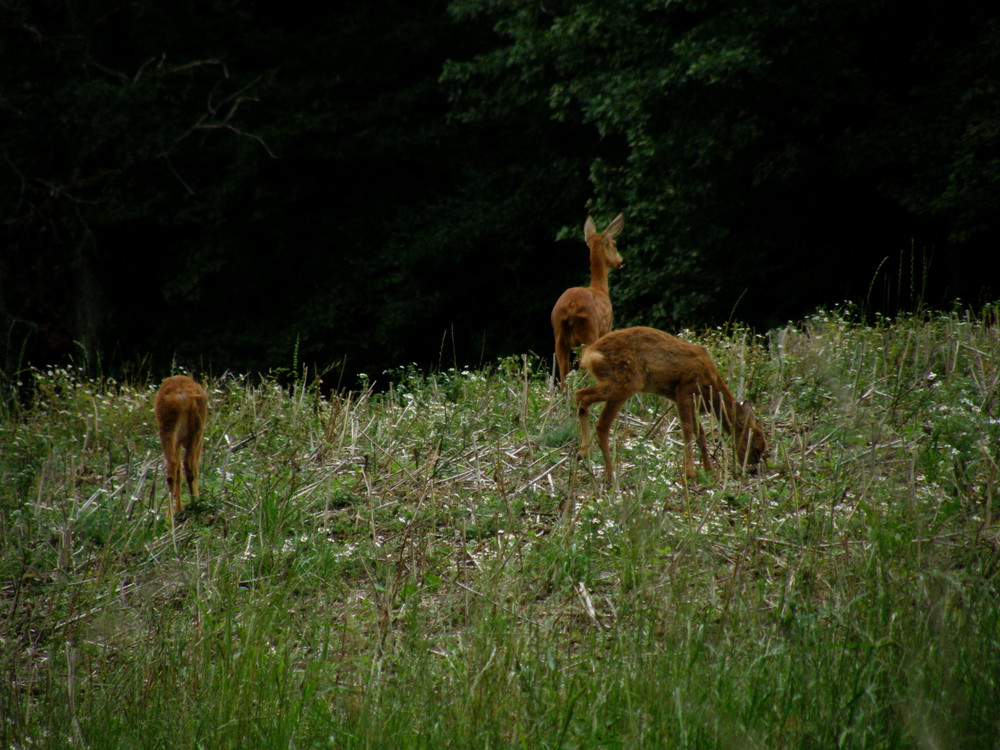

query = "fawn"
[
  {"left": 575, "top": 326, "right": 767, "bottom": 483},
  {"left": 551, "top": 213, "right": 624, "bottom": 385},
  {"left": 154, "top": 375, "right": 208, "bottom": 517}
]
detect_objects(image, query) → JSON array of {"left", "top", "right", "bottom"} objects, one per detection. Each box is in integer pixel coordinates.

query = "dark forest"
[{"left": 4, "top": 0, "right": 999, "bottom": 387}]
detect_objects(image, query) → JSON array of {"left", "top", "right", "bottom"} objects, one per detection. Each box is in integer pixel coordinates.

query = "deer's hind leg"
[
  {"left": 182, "top": 410, "right": 206, "bottom": 504},
  {"left": 182, "top": 436, "right": 201, "bottom": 501},
  {"left": 160, "top": 431, "right": 184, "bottom": 516}
]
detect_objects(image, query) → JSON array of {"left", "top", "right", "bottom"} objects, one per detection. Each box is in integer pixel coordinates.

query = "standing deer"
[
  {"left": 551, "top": 213, "right": 625, "bottom": 385},
  {"left": 575, "top": 326, "right": 767, "bottom": 484},
  {"left": 154, "top": 375, "right": 208, "bottom": 517}
]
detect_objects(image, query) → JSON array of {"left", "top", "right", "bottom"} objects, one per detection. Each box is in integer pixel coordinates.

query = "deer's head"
[{"left": 584, "top": 214, "right": 624, "bottom": 269}]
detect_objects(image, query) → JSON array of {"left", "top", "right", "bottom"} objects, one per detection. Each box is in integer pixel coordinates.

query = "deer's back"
[
  {"left": 155, "top": 376, "right": 207, "bottom": 440},
  {"left": 586, "top": 326, "right": 722, "bottom": 395},
  {"left": 552, "top": 287, "right": 613, "bottom": 343}
]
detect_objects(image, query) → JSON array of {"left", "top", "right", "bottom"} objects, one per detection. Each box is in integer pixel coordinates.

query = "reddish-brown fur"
[
  {"left": 154, "top": 375, "right": 208, "bottom": 517},
  {"left": 575, "top": 326, "right": 767, "bottom": 483},
  {"left": 551, "top": 213, "right": 624, "bottom": 385}
]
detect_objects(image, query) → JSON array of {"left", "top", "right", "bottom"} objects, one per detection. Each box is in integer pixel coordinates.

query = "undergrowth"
[{"left": 1, "top": 309, "right": 998, "bottom": 748}]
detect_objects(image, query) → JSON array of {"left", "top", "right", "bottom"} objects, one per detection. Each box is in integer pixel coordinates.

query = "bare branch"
[
  {"left": 132, "top": 54, "right": 167, "bottom": 83},
  {"left": 164, "top": 57, "right": 227, "bottom": 77},
  {"left": 160, "top": 154, "right": 196, "bottom": 196}
]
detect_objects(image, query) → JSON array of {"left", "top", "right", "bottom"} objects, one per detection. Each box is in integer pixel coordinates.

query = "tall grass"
[{"left": 1, "top": 309, "right": 998, "bottom": 748}]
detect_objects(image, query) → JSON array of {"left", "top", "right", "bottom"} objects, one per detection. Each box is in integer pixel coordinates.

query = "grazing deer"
[
  {"left": 154, "top": 375, "right": 208, "bottom": 517},
  {"left": 575, "top": 326, "right": 767, "bottom": 484},
  {"left": 551, "top": 213, "right": 625, "bottom": 385}
]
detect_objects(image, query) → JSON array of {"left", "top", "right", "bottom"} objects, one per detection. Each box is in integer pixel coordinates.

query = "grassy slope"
[{"left": 1, "top": 310, "right": 999, "bottom": 749}]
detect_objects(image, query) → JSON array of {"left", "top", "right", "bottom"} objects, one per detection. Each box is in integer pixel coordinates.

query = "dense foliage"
[
  {"left": 3, "top": 0, "right": 999, "bottom": 382},
  {"left": 1, "top": 0, "right": 594, "bottom": 380},
  {"left": 445, "top": 0, "right": 1000, "bottom": 326},
  {"left": 2, "top": 311, "right": 998, "bottom": 747}
]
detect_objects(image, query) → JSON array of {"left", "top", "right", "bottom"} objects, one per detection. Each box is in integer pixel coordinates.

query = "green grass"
[{"left": 2, "top": 309, "right": 999, "bottom": 748}]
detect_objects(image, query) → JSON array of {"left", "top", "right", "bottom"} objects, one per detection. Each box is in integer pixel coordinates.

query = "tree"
[
  {"left": 1, "top": 0, "right": 274, "bottom": 372},
  {"left": 2, "top": 0, "right": 596, "bottom": 382},
  {"left": 444, "top": 0, "right": 1000, "bottom": 329}
]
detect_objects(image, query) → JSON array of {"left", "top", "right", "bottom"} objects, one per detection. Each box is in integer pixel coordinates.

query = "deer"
[
  {"left": 154, "top": 375, "right": 208, "bottom": 518},
  {"left": 575, "top": 326, "right": 767, "bottom": 484},
  {"left": 551, "top": 213, "right": 625, "bottom": 386}
]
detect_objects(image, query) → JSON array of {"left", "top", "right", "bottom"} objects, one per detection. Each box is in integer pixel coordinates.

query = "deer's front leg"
[
  {"left": 675, "top": 389, "right": 700, "bottom": 482},
  {"left": 595, "top": 398, "right": 625, "bottom": 482}
]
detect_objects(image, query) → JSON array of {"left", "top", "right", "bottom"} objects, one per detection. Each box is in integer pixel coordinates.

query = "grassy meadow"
[{"left": 1, "top": 309, "right": 999, "bottom": 748}]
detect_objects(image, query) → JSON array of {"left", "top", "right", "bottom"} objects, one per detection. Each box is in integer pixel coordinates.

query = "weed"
[{"left": 1, "top": 310, "right": 999, "bottom": 747}]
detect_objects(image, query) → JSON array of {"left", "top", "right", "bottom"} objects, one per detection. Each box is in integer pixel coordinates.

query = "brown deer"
[
  {"left": 154, "top": 375, "right": 208, "bottom": 517},
  {"left": 575, "top": 326, "right": 767, "bottom": 484},
  {"left": 551, "top": 213, "right": 624, "bottom": 385}
]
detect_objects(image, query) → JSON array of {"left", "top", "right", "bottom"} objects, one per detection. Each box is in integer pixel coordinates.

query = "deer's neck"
[
  {"left": 588, "top": 247, "right": 610, "bottom": 292},
  {"left": 706, "top": 383, "right": 740, "bottom": 435}
]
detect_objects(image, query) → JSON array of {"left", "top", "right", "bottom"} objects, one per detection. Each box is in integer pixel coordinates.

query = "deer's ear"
[
  {"left": 584, "top": 216, "right": 597, "bottom": 240},
  {"left": 604, "top": 213, "right": 624, "bottom": 238}
]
